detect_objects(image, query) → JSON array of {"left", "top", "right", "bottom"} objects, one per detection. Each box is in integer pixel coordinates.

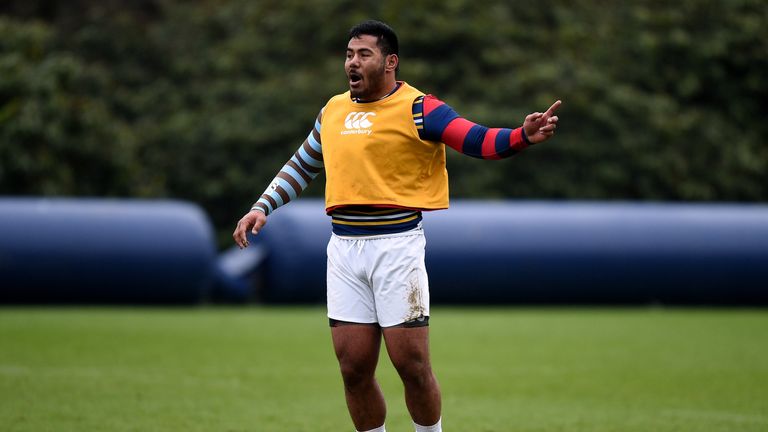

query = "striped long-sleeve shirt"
[
  {"left": 252, "top": 93, "right": 532, "bottom": 235},
  {"left": 251, "top": 111, "right": 324, "bottom": 216}
]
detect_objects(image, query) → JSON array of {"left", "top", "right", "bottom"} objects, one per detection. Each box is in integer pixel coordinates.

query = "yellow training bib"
[{"left": 321, "top": 82, "right": 449, "bottom": 212}]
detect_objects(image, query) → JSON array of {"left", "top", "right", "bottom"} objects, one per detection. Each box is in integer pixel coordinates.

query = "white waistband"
[{"left": 332, "top": 223, "right": 423, "bottom": 241}]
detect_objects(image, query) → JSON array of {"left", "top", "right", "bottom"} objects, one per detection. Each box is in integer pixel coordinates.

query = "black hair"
[{"left": 348, "top": 20, "right": 399, "bottom": 57}]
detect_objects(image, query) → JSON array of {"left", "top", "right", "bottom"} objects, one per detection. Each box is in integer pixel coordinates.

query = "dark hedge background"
[{"left": 2, "top": 0, "right": 766, "bottom": 247}]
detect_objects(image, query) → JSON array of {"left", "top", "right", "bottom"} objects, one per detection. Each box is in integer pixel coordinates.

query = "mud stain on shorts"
[{"left": 404, "top": 270, "right": 425, "bottom": 322}]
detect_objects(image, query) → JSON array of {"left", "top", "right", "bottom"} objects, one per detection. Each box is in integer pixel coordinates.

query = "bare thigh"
[
  {"left": 331, "top": 324, "right": 383, "bottom": 375},
  {"left": 382, "top": 326, "right": 432, "bottom": 371}
]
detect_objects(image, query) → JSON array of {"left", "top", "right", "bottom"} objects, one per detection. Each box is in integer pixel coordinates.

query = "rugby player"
[{"left": 233, "top": 20, "right": 560, "bottom": 432}]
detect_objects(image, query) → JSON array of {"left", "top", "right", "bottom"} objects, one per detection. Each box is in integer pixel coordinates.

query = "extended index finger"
[{"left": 545, "top": 100, "right": 562, "bottom": 116}]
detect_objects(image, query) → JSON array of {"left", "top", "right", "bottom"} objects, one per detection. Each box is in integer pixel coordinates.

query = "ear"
[{"left": 385, "top": 54, "right": 399, "bottom": 72}]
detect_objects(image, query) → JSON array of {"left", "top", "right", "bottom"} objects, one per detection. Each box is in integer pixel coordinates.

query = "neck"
[{"left": 354, "top": 79, "right": 400, "bottom": 103}]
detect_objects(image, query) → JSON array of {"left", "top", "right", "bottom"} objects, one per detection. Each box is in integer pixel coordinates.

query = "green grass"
[{"left": 1, "top": 307, "right": 766, "bottom": 431}]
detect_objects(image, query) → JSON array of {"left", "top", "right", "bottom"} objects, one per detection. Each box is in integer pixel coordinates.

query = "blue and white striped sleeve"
[{"left": 251, "top": 109, "right": 324, "bottom": 215}]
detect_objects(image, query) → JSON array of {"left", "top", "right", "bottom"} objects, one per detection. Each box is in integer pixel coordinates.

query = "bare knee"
[
  {"left": 331, "top": 324, "right": 382, "bottom": 391},
  {"left": 338, "top": 358, "right": 377, "bottom": 390},
  {"left": 393, "top": 358, "right": 434, "bottom": 388},
  {"left": 383, "top": 327, "right": 436, "bottom": 389}
]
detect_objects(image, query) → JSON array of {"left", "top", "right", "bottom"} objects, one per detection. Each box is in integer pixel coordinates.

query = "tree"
[{"left": 2, "top": 0, "right": 766, "bottom": 248}]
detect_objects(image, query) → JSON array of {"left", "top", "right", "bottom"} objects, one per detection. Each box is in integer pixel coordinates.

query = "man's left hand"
[{"left": 523, "top": 100, "right": 561, "bottom": 144}]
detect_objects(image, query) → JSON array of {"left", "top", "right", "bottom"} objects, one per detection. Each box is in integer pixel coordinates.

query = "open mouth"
[{"left": 349, "top": 71, "right": 362, "bottom": 86}]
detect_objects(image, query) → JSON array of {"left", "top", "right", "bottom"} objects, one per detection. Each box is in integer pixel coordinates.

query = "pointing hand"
[{"left": 523, "top": 100, "right": 561, "bottom": 144}]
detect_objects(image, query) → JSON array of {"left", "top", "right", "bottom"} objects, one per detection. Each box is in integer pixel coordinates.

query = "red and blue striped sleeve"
[{"left": 413, "top": 95, "right": 532, "bottom": 159}]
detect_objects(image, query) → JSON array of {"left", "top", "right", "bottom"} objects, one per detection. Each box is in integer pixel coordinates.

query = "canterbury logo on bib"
[{"left": 341, "top": 112, "right": 376, "bottom": 135}]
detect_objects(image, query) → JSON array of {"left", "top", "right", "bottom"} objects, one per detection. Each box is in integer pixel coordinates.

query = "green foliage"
[
  {"left": 0, "top": 18, "right": 141, "bottom": 196},
  {"left": 1, "top": 1, "right": 767, "bottom": 248}
]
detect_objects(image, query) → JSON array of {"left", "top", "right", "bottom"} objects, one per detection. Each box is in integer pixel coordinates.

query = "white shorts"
[{"left": 326, "top": 227, "right": 430, "bottom": 328}]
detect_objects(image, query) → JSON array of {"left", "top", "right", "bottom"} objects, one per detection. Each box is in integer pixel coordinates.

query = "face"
[{"left": 345, "top": 34, "right": 394, "bottom": 100}]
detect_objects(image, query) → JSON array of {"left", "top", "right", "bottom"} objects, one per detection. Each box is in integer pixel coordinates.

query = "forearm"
[
  {"left": 440, "top": 119, "right": 531, "bottom": 159},
  {"left": 416, "top": 95, "right": 531, "bottom": 159},
  {"left": 252, "top": 112, "right": 324, "bottom": 215}
]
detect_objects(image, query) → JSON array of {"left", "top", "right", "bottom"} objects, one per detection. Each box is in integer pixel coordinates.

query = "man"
[{"left": 233, "top": 20, "right": 560, "bottom": 432}]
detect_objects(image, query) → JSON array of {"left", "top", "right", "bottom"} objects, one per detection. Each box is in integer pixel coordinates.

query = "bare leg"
[
  {"left": 382, "top": 326, "right": 441, "bottom": 426},
  {"left": 331, "top": 324, "right": 387, "bottom": 431}
]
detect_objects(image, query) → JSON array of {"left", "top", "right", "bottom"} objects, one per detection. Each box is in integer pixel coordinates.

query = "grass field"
[{"left": 1, "top": 307, "right": 766, "bottom": 431}]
